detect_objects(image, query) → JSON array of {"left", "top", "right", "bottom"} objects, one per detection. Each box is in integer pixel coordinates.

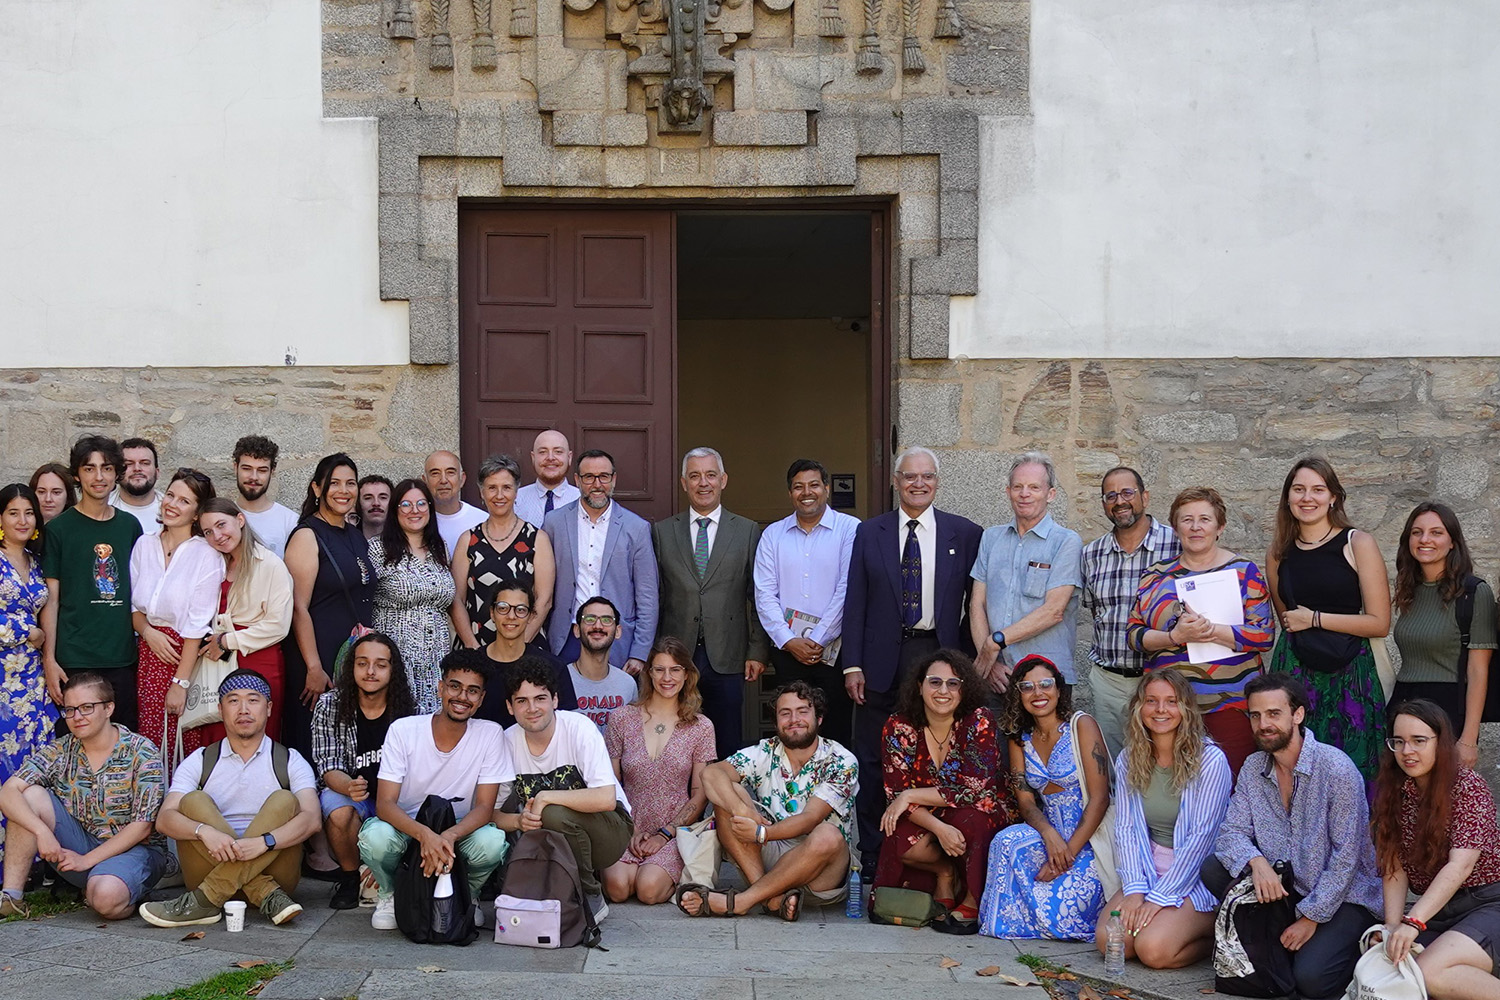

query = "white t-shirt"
[
  {"left": 378, "top": 715, "right": 507, "bottom": 821},
  {"left": 498, "top": 709, "right": 630, "bottom": 814},
  {"left": 567, "top": 664, "right": 638, "bottom": 733},
  {"left": 110, "top": 492, "right": 162, "bottom": 535},
  {"left": 240, "top": 502, "right": 301, "bottom": 559},
  {"left": 437, "top": 502, "right": 487, "bottom": 562},
  {"left": 169, "top": 736, "right": 318, "bottom": 836}
]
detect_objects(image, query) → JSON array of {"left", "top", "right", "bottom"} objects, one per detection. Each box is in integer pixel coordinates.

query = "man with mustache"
[
  {"left": 1203, "top": 673, "right": 1381, "bottom": 1000},
  {"left": 567, "top": 596, "right": 639, "bottom": 733},
  {"left": 355, "top": 475, "right": 393, "bottom": 540},
  {"left": 358, "top": 648, "right": 508, "bottom": 931},
  {"left": 541, "top": 449, "right": 658, "bottom": 676},
  {"left": 232, "top": 435, "right": 299, "bottom": 558},
  {"left": 677, "top": 681, "right": 858, "bottom": 921},
  {"left": 109, "top": 437, "right": 163, "bottom": 536},
  {"left": 1080, "top": 466, "right": 1180, "bottom": 755},
  {"left": 140, "top": 670, "right": 321, "bottom": 928}
]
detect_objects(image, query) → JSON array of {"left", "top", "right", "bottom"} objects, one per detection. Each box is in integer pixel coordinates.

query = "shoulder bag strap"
[{"left": 198, "top": 739, "right": 223, "bottom": 789}]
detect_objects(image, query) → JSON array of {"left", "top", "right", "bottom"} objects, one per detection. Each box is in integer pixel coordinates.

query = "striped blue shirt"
[{"left": 1114, "top": 741, "right": 1232, "bottom": 911}]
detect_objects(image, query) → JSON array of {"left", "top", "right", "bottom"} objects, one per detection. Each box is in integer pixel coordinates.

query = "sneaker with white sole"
[
  {"left": 139, "top": 890, "right": 222, "bottom": 928},
  {"left": 260, "top": 888, "right": 303, "bottom": 926},
  {"left": 371, "top": 893, "right": 397, "bottom": 930}
]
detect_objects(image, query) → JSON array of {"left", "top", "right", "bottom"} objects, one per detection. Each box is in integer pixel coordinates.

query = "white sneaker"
[{"left": 371, "top": 893, "right": 397, "bottom": 930}]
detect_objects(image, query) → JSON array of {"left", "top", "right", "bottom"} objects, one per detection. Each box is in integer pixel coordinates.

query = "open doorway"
[{"left": 676, "top": 210, "right": 880, "bottom": 523}]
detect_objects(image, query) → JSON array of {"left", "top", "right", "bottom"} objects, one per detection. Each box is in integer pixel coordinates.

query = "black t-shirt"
[
  {"left": 477, "top": 641, "right": 579, "bottom": 727},
  {"left": 353, "top": 710, "right": 392, "bottom": 786}
]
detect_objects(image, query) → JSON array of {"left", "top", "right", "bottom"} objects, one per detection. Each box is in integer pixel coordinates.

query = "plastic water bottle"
[
  {"left": 1104, "top": 909, "right": 1126, "bottom": 976},
  {"left": 845, "top": 867, "right": 864, "bottom": 919},
  {"left": 431, "top": 872, "right": 456, "bottom": 936}
]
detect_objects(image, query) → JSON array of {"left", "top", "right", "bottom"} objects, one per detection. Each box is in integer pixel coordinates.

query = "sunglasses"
[{"left": 1017, "top": 678, "right": 1057, "bottom": 694}]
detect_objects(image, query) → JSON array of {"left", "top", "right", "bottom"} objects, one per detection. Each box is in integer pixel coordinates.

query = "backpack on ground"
[
  {"left": 394, "top": 795, "right": 479, "bottom": 946},
  {"left": 1213, "top": 861, "right": 1300, "bottom": 998},
  {"left": 494, "top": 829, "right": 599, "bottom": 948}
]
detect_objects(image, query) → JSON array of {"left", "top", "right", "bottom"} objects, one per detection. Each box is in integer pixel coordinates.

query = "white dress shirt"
[
  {"left": 129, "top": 534, "right": 226, "bottom": 635},
  {"left": 753, "top": 505, "right": 860, "bottom": 648},
  {"left": 515, "top": 481, "right": 580, "bottom": 528},
  {"left": 897, "top": 505, "right": 938, "bottom": 631},
  {"left": 574, "top": 500, "right": 615, "bottom": 611}
]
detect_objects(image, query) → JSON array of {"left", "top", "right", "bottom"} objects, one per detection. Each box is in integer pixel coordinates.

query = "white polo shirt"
[{"left": 169, "top": 736, "right": 317, "bottom": 836}]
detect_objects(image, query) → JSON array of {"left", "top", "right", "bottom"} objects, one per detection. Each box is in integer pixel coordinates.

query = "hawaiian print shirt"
[
  {"left": 15, "top": 725, "right": 167, "bottom": 848},
  {"left": 726, "top": 735, "right": 859, "bottom": 850}
]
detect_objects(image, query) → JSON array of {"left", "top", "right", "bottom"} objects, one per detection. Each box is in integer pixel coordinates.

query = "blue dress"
[
  {"left": 0, "top": 551, "right": 56, "bottom": 785},
  {"left": 978, "top": 720, "right": 1104, "bottom": 940}
]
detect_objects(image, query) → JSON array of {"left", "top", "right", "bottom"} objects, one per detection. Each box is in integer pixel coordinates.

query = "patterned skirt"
[
  {"left": 978, "top": 785, "right": 1104, "bottom": 941},
  {"left": 1268, "top": 635, "right": 1386, "bottom": 793}
]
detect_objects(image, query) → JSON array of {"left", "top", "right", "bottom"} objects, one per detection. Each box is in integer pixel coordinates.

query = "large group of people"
[{"left": 0, "top": 429, "right": 1497, "bottom": 998}]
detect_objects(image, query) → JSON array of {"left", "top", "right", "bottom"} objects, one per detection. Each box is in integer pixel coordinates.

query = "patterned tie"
[
  {"left": 901, "top": 518, "right": 922, "bottom": 628},
  {"left": 544, "top": 489, "right": 555, "bottom": 515},
  {"left": 694, "top": 517, "right": 711, "bottom": 578}
]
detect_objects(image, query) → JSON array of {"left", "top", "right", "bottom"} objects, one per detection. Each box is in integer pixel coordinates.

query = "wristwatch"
[
  {"left": 262, "top": 833, "right": 277, "bottom": 850},
  {"left": 991, "top": 630, "right": 1007, "bottom": 651},
  {"left": 172, "top": 677, "right": 191, "bottom": 690}
]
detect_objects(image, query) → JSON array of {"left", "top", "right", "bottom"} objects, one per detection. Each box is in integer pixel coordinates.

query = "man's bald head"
[
  {"left": 423, "top": 450, "right": 466, "bottom": 511},
  {"left": 531, "top": 431, "right": 572, "bottom": 488}
]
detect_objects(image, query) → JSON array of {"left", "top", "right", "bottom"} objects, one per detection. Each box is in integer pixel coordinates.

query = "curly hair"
[
  {"left": 995, "top": 654, "right": 1073, "bottom": 735},
  {"left": 635, "top": 635, "right": 703, "bottom": 723},
  {"left": 1372, "top": 699, "right": 1457, "bottom": 878},
  {"left": 893, "top": 649, "right": 989, "bottom": 730},
  {"left": 332, "top": 632, "right": 418, "bottom": 730},
  {"left": 1122, "top": 668, "right": 1206, "bottom": 794},
  {"left": 1393, "top": 502, "right": 1474, "bottom": 613}
]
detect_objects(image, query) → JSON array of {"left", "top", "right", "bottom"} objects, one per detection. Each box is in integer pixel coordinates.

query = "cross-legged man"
[{"left": 139, "top": 670, "right": 321, "bottom": 928}]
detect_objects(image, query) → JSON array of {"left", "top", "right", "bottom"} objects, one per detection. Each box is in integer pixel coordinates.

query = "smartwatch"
[
  {"left": 991, "top": 630, "right": 1007, "bottom": 651},
  {"left": 262, "top": 832, "right": 277, "bottom": 850}
]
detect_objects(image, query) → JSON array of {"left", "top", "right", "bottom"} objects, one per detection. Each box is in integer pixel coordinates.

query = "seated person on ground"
[
  {"left": 358, "top": 648, "right": 508, "bottom": 931},
  {"left": 493, "top": 655, "right": 633, "bottom": 923},
  {"left": 677, "top": 680, "right": 858, "bottom": 921},
  {"left": 1205, "top": 673, "right": 1381, "bottom": 1000},
  {"left": 140, "top": 669, "right": 321, "bottom": 928},
  {"left": 0, "top": 672, "right": 169, "bottom": 919},
  {"left": 311, "top": 631, "right": 417, "bottom": 910},
  {"left": 1094, "top": 668, "right": 1231, "bottom": 969}
]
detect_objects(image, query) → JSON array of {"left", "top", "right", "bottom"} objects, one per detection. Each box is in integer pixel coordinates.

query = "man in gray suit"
[
  {"left": 652, "top": 448, "right": 771, "bottom": 760},
  {"left": 541, "top": 449, "right": 658, "bottom": 676}
]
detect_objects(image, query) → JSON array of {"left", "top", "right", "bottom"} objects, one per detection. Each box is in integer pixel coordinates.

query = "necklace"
[
  {"left": 926, "top": 724, "right": 953, "bottom": 750},
  {"left": 1297, "top": 524, "right": 1336, "bottom": 547},
  {"left": 483, "top": 517, "right": 521, "bottom": 551}
]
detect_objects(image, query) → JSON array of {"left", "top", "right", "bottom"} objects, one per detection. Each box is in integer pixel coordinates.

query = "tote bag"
[
  {"left": 179, "top": 647, "right": 237, "bottom": 730},
  {"left": 1069, "top": 712, "right": 1121, "bottom": 900},
  {"left": 676, "top": 816, "right": 722, "bottom": 888},
  {"left": 1345, "top": 925, "right": 1426, "bottom": 1000}
]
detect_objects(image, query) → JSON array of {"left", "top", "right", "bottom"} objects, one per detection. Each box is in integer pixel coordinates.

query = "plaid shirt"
[
  {"left": 14, "top": 725, "right": 166, "bottom": 848},
  {"left": 1080, "top": 516, "right": 1180, "bottom": 675}
]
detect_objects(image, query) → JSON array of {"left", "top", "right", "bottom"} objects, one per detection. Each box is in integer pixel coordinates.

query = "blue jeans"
[
  {"left": 357, "top": 817, "right": 508, "bottom": 899},
  {"left": 319, "top": 788, "right": 377, "bottom": 820}
]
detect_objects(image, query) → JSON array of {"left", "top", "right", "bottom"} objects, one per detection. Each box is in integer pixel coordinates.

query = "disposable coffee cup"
[{"left": 224, "top": 900, "right": 247, "bottom": 932}]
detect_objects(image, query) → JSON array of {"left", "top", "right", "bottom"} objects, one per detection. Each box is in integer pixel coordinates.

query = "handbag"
[
  {"left": 1280, "top": 572, "right": 1363, "bottom": 673},
  {"left": 869, "top": 886, "right": 946, "bottom": 927},
  {"left": 1069, "top": 712, "right": 1121, "bottom": 900},
  {"left": 676, "top": 816, "right": 722, "bottom": 888},
  {"left": 1345, "top": 925, "right": 1427, "bottom": 1000},
  {"left": 179, "top": 645, "right": 237, "bottom": 729}
]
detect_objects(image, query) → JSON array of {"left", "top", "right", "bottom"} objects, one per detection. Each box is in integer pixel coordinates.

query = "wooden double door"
[{"left": 458, "top": 207, "right": 677, "bottom": 519}]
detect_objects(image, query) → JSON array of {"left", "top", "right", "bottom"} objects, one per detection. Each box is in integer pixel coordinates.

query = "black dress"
[{"left": 282, "top": 516, "right": 374, "bottom": 755}]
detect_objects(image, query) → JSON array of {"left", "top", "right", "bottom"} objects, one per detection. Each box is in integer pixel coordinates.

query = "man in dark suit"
[
  {"left": 843, "top": 446, "right": 983, "bottom": 869},
  {"left": 652, "top": 448, "right": 771, "bottom": 760}
]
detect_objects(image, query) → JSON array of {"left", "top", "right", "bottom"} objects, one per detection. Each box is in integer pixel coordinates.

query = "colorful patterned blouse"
[
  {"left": 1400, "top": 767, "right": 1500, "bottom": 894},
  {"left": 1125, "top": 555, "right": 1274, "bottom": 713},
  {"left": 881, "top": 707, "right": 1014, "bottom": 821},
  {"left": 14, "top": 725, "right": 166, "bottom": 848}
]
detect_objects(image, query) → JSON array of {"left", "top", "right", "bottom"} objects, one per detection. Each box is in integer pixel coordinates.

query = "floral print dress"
[{"left": 0, "top": 551, "right": 56, "bottom": 786}]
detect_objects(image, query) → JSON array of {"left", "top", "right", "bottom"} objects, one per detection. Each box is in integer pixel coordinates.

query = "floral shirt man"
[{"left": 726, "top": 734, "right": 859, "bottom": 852}]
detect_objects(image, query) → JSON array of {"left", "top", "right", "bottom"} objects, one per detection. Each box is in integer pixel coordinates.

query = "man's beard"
[
  {"left": 580, "top": 632, "right": 614, "bottom": 654},
  {"left": 583, "top": 493, "right": 610, "bottom": 510},
  {"left": 1110, "top": 508, "right": 1142, "bottom": 529},
  {"left": 122, "top": 477, "right": 157, "bottom": 499},
  {"left": 239, "top": 481, "right": 268, "bottom": 502},
  {"left": 1254, "top": 727, "right": 1294, "bottom": 754},
  {"left": 780, "top": 726, "right": 819, "bottom": 750}
]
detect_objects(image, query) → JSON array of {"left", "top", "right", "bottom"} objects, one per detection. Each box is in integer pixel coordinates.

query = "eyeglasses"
[
  {"left": 443, "top": 680, "right": 484, "bottom": 699},
  {"left": 397, "top": 499, "right": 429, "bottom": 511},
  {"left": 1017, "top": 678, "right": 1058, "bottom": 694},
  {"left": 580, "top": 614, "right": 617, "bottom": 626},
  {"left": 578, "top": 472, "right": 615, "bottom": 484},
  {"left": 924, "top": 676, "right": 962, "bottom": 691},
  {"left": 898, "top": 472, "right": 938, "bottom": 485},
  {"left": 650, "top": 664, "right": 687, "bottom": 677},
  {"left": 1386, "top": 736, "right": 1433, "bottom": 753},
  {"left": 61, "top": 701, "right": 108, "bottom": 718},
  {"left": 493, "top": 602, "right": 531, "bottom": 618},
  {"left": 1102, "top": 488, "right": 1140, "bottom": 503}
]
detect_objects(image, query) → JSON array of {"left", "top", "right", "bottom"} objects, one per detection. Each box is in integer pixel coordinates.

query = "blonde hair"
[
  {"left": 198, "top": 497, "right": 263, "bottom": 610},
  {"left": 1123, "top": 668, "right": 1206, "bottom": 795}
]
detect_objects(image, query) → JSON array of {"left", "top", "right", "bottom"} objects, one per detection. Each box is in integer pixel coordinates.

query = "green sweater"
[{"left": 1392, "top": 579, "right": 1497, "bottom": 684}]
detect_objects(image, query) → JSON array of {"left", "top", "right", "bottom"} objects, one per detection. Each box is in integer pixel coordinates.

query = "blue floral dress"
[
  {"left": 978, "top": 720, "right": 1104, "bottom": 940},
  {"left": 0, "top": 551, "right": 56, "bottom": 786}
]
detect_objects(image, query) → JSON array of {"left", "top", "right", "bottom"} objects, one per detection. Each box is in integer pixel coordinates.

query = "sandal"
[
  {"left": 674, "top": 883, "right": 737, "bottom": 918},
  {"left": 762, "top": 887, "right": 802, "bottom": 922}
]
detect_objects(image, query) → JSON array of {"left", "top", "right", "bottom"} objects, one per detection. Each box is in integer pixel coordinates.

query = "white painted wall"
[
  {"left": 0, "top": 0, "right": 408, "bottom": 368},
  {"left": 954, "top": 0, "right": 1500, "bottom": 359}
]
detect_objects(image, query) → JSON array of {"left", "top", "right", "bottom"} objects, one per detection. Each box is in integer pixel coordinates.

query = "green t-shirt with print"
[{"left": 41, "top": 505, "right": 143, "bottom": 669}]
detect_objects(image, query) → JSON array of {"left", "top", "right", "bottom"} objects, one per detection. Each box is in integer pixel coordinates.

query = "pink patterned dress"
[{"left": 604, "top": 704, "right": 716, "bottom": 878}]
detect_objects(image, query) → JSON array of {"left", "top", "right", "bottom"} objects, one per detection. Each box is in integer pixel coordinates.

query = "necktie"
[
  {"left": 694, "top": 517, "right": 711, "bottom": 578},
  {"left": 901, "top": 518, "right": 922, "bottom": 628},
  {"left": 544, "top": 489, "right": 555, "bottom": 515}
]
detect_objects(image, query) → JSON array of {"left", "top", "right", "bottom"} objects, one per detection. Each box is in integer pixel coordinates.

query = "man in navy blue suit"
[{"left": 842, "top": 447, "right": 983, "bottom": 871}]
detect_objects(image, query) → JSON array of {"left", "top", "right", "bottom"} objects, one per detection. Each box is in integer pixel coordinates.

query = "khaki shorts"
[{"left": 759, "top": 830, "right": 850, "bottom": 905}]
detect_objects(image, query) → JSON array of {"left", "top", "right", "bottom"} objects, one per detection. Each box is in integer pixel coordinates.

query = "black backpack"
[
  {"left": 1213, "top": 861, "right": 1300, "bottom": 998},
  {"left": 498, "top": 829, "right": 600, "bottom": 948},
  {"left": 394, "top": 795, "right": 479, "bottom": 946},
  {"left": 1453, "top": 575, "right": 1500, "bottom": 722}
]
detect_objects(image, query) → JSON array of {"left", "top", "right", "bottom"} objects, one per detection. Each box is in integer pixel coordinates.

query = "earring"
[
  {"left": 31, "top": 529, "right": 40, "bottom": 540},
  {"left": 0, "top": 528, "right": 5, "bottom": 542}
]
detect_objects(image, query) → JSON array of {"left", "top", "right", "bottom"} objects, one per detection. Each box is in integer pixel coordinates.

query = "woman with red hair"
[{"left": 1371, "top": 699, "right": 1500, "bottom": 999}]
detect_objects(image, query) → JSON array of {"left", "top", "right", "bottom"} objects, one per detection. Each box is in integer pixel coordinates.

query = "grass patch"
[
  {"left": 136, "top": 961, "right": 292, "bottom": 1000},
  {"left": 0, "top": 888, "right": 87, "bottom": 923},
  {"left": 1017, "top": 952, "right": 1069, "bottom": 975}
]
